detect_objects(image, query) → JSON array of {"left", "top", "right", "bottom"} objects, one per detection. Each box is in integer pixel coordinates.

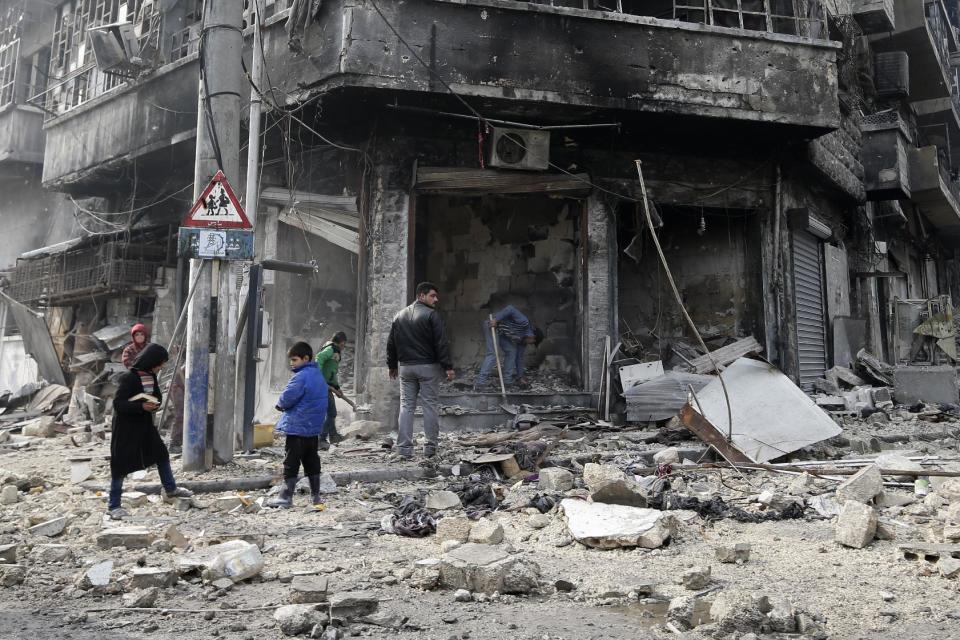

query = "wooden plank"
[
  {"left": 687, "top": 336, "right": 763, "bottom": 374},
  {"left": 416, "top": 166, "right": 592, "bottom": 195},
  {"left": 679, "top": 404, "right": 752, "bottom": 464},
  {"left": 278, "top": 211, "right": 359, "bottom": 254}
]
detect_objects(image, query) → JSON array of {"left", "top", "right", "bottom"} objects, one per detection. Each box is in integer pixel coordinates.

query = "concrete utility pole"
[{"left": 184, "top": 0, "right": 244, "bottom": 471}]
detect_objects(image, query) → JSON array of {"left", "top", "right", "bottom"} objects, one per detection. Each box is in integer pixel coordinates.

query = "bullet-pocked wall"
[
  {"left": 617, "top": 203, "right": 764, "bottom": 363},
  {"left": 414, "top": 194, "right": 583, "bottom": 387}
]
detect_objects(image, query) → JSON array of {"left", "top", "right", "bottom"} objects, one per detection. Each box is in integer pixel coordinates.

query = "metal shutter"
[{"left": 793, "top": 230, "right": 827, "bottom": 389}]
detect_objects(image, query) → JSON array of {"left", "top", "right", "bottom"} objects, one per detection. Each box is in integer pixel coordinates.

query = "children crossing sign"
[{"left": 183, "top": 170, "right": 252, "bottom": 229}]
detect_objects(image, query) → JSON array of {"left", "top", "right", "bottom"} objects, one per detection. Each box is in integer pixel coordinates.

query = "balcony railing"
[{"left": 926, "top": 0, "right": 954, "bottom": 72}]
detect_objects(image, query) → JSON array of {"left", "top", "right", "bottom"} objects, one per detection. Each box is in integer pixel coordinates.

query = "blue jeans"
[
  {"left": 321, "top": 392, "right": 337, "bottom": 439},
  {"left": 476, "top": 321, "right": 524, "bottom": 386},
  {"left": 108, "top": 458, "right": 177, "bottom": 510}
]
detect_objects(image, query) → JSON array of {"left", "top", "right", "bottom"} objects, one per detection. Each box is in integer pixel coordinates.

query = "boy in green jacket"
[{"left": 316, "top": 331, "right": 348, "bottom": 448}]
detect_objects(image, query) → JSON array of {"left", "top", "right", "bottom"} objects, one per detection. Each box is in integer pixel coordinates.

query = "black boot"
[
  {"left": 308, "top": 474, "right": 323, "bottom": 505},
  {"left": 267, "top": 477, "right": 297, "bottom": 508}
]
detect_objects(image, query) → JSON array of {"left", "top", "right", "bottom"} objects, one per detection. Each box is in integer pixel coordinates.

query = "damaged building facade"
[{"left": 1, "top": 0, "right": 959, "bottom": 430}]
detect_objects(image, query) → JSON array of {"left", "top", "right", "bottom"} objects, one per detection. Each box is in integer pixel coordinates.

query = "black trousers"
[{"left": 283, "top": 434, "right": 321, "bottom": 479}]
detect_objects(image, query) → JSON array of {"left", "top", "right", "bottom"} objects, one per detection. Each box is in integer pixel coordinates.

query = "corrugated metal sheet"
[{"left": 793, "top": 230, "right": 827, "bottom": 389}]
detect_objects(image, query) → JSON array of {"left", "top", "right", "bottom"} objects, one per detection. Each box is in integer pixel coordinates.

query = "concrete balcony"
[
  {"left": 39, "top": 56, "right": 199, "bottom": 193},
  {"left": 0, "top": 104, "right": 45, "bottom": 179},
  {"left": 908, "top": 144, "right": 960, "bottom": 244},
  {"left": 280, "top": 0, "right": 841, "bottom": 135}
]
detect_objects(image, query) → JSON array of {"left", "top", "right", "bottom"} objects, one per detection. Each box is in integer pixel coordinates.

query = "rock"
[
  {"left": 129, "top": 567, "right": 177, "bottom": 589},
  {"left": 0, "top": 565, "right": 26, "bottom": 587},
  {"left": 329, "top": 591, "right": 379, "bottom": 621},
  {"left": 440, "top": 540, "right": 462, "bottom": 553},
  {"left": 22, "top": 416, "right": 56, "bottom": 437},
  {"left": 79, "top": 560, "right": 113, "bottom": 588},
  {"left": 32, "top": 544, "right": 73, "bottom": 563},
  {"left": 653, "top": 447, "right": 680, "bottom": 464},
  {"left": 123, "top": 587, "right": 159, "bottom": 608},
  {"left": 835, "top": 501, "right": 877, "bottom": 549},
  {"left": 165, "top": 525, "right": 189, "bottom": 548},
  {"left": 945, "top": 503, "right": 960, "bottom": 523},
  {"left": 528, "top": 514, "right": 551, "bottom": 529},
  {"left": 715, "top": 543, "right": 751, "bottom": 564},
  {"left": 274, "top": 604, "right": 325, "bottom": 636},
  {"left": 340, "top": 420, "right": 386, "bottom": 439},
  {"left": 426, "top": 490, "right": 462, "bottom": 510},
  {"left": 453, "top": 588, "right": 472, "bottom": 602},
  {"left": 939, "top": 557, "right": 960, "bottom": 578},
  {"left": 875, "top": 491, "right": 916, "bottom": 508},
  {"left": 766, "top": 597, "right": 797, "bottom": 633},
  {"left": 710, "top": 593, "right": 770, "bottom": 635},
  {"left": 875, "top": 518, "right": 917, "bottom": 541},
  {"left": 668, "top": 596, "right": 697, "bottom": 630},
  {"left": 0, "top": 485, "right": 18, "bottom": 505},
  {"left": 290, "top": 575, "right": 329, "bottom": 604},
  {"left": 436, "top": 516, "right": 472, "bottom": 543},
  {"left": 212, "top": 496, "right": 245, "bottom": 512},
  {"left": 939, "top": 478, "right": 960, "bottom": 503},
  {"left": 122, "top": 491, "right": 149, "bottom": 507},
  {"left": 316, "top": 473, "right": 338, "bottom": 494},
  {"left": 439, "top": 543, "right": 540, "bottom": 594},
  {"left": 468, "top": 519, "right": 504, "bottom": 545},
  {"left": 835, "top": 464, "right": 882, "bottom": 504},
  {"left": 681, "top": 565, "right": 711, "bottom": 590},
  {"left": 96, "top": 526, "right": 156, "bottom": 550},
  {"left": 409, "top": 559, "right": 441, "bottom": 590},
  {"left": 582, "top": 463, "right": 646, "bottom": 507},
  {"left": 28, "top": 516, "right": 69, "bottom": 537},
  {"left": 0, "top": 543, "right": 19, "bottom": 564},
  {"left": 786, "top": 473, "right": 814, "bottom": 495},
  {"left": 944, "top": 525, "right": 960, "bottom": 542},
  {"left": 866, "top": 412, "right": 889, "bottom": 425},
  {"left": 880, "top": 591, "right": 895, "bottom": 602},
  {"left": 538, "top": 467, "right": 574, "bottom": 492},
  {"left": 554, "top": 579, "right": 576, "bottom": 592},
  {"left": 561, "top": 499, "right": 673, "bottom": 549}
]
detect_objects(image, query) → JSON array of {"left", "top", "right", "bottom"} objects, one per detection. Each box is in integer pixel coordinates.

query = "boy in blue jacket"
[{"left": 267, "top": 341, "right": 328, "bottom": 508}]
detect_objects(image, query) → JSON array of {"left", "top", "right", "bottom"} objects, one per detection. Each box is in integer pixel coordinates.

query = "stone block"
[
  {"left": 439, "top": 543, "right": 540, "bottom": 594},
  {"left": 561, "top": 499, "right": 673, "bottom": 549},
  {"left": 894, "top": 365, "right": 959, "bottom": 405},
  {"left": 653, "top": 447, "right": 680, "bottom": 464},
  {"left": 939, "top": 478, "right": 960, "bottom": 503},
  {"left": 79, "top": 560, "right": 113, "bottom": 588},
  {"left": 329, "top": 591, "right": 378, "bottom": 621},
  {"left": 0, "top": 564, "right": 26, "bottom": 587},
  {"left": 538, "top": 467, "right": 574, "bottom": 492},
  {"left": 22, "top": 417, "right": 56, "bottom": 438},
  {"left": 274, "top": 604, "right": 325, "bottom": 636},
  {"left": 715, "top": 543, "right": 751, "bottom": 564},
  {"left": 436, "top": 516, "right": 472, "bottom": 543},
  {"left": 96, "top": 526, "right": 156, "bottom": 550},
  {"left": 681, "top": 565, "right": 711, "bottom": 590},
  {"left": 836, "top": 501, "right": 877, "bottom": 549},
  {"left": 582, "top": 463, "right": 646, "bottom": 508},
  {"left": 0, "top": 485, "right": 19, "bottom": 505},
  {"left": 939, "top": 557, "right": 960, "bottom": 578},
  {"left": 467, "top": 519, "right": 504, "bottom": 545},
  {"left": 28, "top": 516, "right": 69, "bottom": 538},
  {"left": 290, "top": 575, "right": 329, "bottom": 603},
  {"left": 129, "top": 567, "right": 177, "bottom": 589},
  {"left": 32, "top": 544, "right": 73, "bottom": 563},
  {"left": 836, "top": 464, "right": 882, "bottom": 504},
  {"left": 212, "top": 496, "right": 245, "bottom": 512},
  {"left": 123, "top": 587, "right": 159, "bottom": 608},
  {"left": 425, "top": 490, "right": 461, "bottom": 511},
  {"left": 0, "top": 543, "right": 19, "bottom": 564}
]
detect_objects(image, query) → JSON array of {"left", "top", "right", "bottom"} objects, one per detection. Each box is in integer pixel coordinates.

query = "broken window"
[{"left": 0, "top": 3, "right": 20, "bottom": 107}]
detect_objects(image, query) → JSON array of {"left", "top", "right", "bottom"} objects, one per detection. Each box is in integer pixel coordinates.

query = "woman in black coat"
[{"left": 108, "top": 343, "right": 193, "bottom": 519}]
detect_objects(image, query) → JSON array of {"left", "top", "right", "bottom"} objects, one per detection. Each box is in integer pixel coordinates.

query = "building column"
[
  {"left": 584, "top": 195, "right": 616, "bottom": 394},
  {"left": 358, "top": 166, "right": 409, "bottom": 428}
]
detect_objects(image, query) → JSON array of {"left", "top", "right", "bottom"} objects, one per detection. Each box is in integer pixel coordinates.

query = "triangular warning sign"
[{"left": 183, "top": 170, "right": 252, "bottom": 229}]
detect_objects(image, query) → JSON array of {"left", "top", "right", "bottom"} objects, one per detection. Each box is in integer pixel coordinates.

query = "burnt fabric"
[
  {"left": 110, "top": 344, "right": 169, "bottom": 478},
  {"left": 391, "top": 495, "right": 437, "bottom": 537},
  {"left": 653, "top": 493, "right": 805, "bottom": 523},
  {"left": 454, "top": 474, "right": 498, "bottom": 520},
  {"left": 282, "top": 434, "right": 321, "bottom": 479}
]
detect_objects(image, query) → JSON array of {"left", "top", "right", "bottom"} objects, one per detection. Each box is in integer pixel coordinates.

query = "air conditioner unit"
[
  {"left": 88, "top": 22, "right": 144, "bottom": 75},
  {"left": 874, "top": 51, "right": 909, "bottom": 98},
  {"left": 488, "top": 128, "right": 550, "bottom": 171}
]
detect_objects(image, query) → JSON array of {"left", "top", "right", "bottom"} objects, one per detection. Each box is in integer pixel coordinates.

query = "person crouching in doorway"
[
  {"left": 108, "top": 343, "right": 193, "bottom": 520},
  {"left": 268, "top": 341, "right": 328, "bottom": 508}
]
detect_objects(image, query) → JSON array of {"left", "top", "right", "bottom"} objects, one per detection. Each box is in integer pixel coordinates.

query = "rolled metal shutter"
[{"left": 793, "top": 230, "right": 827, "bottom": 389}]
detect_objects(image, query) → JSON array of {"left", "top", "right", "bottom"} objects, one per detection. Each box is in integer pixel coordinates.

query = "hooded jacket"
[
  {"left": 122, "top": 323, "right": 150, "bottom": 368},
  {"left": 276, "top": 361, "right": 328, "bottom": 437},
  {"left": 111, "top": 343, "right": 169, "bottom": 477}
]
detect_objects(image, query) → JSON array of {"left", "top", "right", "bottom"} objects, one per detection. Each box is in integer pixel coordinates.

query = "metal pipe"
[
  {"left": 241, "top": 264, "right": 263, "bottom": 452},
  {"left": 260, "top": 258, "right": 317, "bottom": 275}
]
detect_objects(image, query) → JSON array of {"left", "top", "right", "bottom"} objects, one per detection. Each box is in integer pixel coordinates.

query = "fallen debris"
[{"left": 561, "top": 499, "right": 674, "bottom": 549}]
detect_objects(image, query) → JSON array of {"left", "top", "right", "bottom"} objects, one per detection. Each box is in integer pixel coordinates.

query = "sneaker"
[
  {"left": 107, "top": 507, "right": 128, "bottom": 521},
  {"left": 161, "top": 487, "right": 194, "bottom": 502},
  {"left": 387, "top": 453, "right": 413, "bottom": 464}
]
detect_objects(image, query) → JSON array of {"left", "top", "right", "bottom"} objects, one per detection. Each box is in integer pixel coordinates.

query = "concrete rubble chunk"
[
  {"left": 316, "top": 473, "right": 338, "bottom": 494},
  {"left": 409, "top": 558, "right": 441, "bottom": 591},
  {"left": 165, "top": 525, "right": 189, "bottom": 548},
  {"left": 121, "top": 491, "right": 148, "bottom": 507},
  {"left": 0, "top": 565, "right": 26, "bottom": 587},
  {"left": 710, "top": 593, "right": 770, "bottom": 635},
  {"left": 122, "top": 586, "right": 159, "bottom": 608},
  {"left": 0, "top": 485, "right": 19, "bottom": 505},
  {"left": 939, "top": 478, "right": 960, "bottom": 503},
  {"left": 939, "top": 557, "right": 960, "bottom": 579},
  {"left": 453, "top": 588, "right": 472, "bottom": 602},
  {"left": 425, "top": 490, "right": 462, "bottom": 510},
  {"left": 653, "top": 447, "right": 680, "bottom": 464},
  {"left": 538, "top": 467, "right": 574, "bottom": 492},
  {"left": 836, "top": 501, "right": 877, "bottom": 549},
  {"left": 340, "top": 420, "right": 386, "bottom": 439},
  {"left": 436, "top": 516, "right": 472, "bottom": 543},
  {"left": 22, "top": 416, "right": 56, "bottom": 437},
  {"left": 468, "top": 518, "right": 504, "bottom": 545},
  {"left": 290, "top": 575, "right": 330, "bottom": 604},
  {"left": 329, "top": 591, "right": 379, "bottom": 621},
  {"left": 439, "top": 543, "right": 541, "bottom": 594},
  {"left": 273, "top": 604, "right": 325, "bottom": 636},
  {"left": 716, "top": 543, "right": 751, "bottom": 564},
  {"left": 561, "top": 499, "right": 673, "bottom": 549},
  {"left": 875, "top": 453, "right": 925, "bottom": 482},
  {"left": 667, "top": 596, "right": 697, "bottom": 630},
  {"left": 682, "top": 565, "right": 711, "bottom": 590},
  {"left": 767, "top": 596, "right": 797, "bottom": 633},
  {"left": 581, "top": 463, "right": 647, "bottom": 507},
  {"left": 179, "top": 540, "right": 263, "bottom": 583},
  {"left": 32, "top": 544, "right": 73, "bottom": 563},
  {"left": 212, "top": 496, "right": 245, "bottom": 512},
  {"left": 79, "top": 560, "right": 113, "bottom": 588},
  {"left": 0, "top": 544, "right": 19, "bottom": 564},
  {"left": 28, "top": 516, "right": 69, "bottom": 538},
  {"left": 528, "top": 514, "right": 551, "bottom": 529},
  {"left": 129, "top": 567, "right": 177, "bottom": 589},
  {"left": 875, "top": 491, "right": 916, "bottom": 509},
  {"left": 835, "top": 464, "right": 883, "bottom": 505},
  {"left": 96, "top": 526, "right": 156, "bottom": 550}
]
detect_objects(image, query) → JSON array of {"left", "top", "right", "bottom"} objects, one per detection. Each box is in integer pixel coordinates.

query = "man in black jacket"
[{"left": 387, "top": 282, "right": 455, "bottom": 459}]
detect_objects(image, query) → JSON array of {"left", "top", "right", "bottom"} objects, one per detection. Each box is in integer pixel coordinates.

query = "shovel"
[{"left": 490, "top": 315, "right": 518, "bottom": 415}]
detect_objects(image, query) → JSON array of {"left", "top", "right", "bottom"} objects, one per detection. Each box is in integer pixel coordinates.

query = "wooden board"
[{"left": 686, "top": 336, "right": 763, "bottom": 374}]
